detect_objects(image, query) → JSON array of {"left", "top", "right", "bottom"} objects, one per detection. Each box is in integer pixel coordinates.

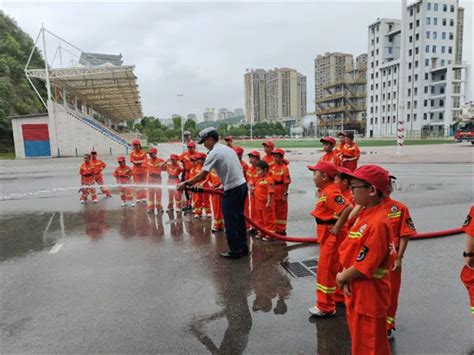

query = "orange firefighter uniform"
[
  {"left": 309, "top": 164, "right": 350, "bottom": 314},
  {"left": 319, "top": 136, "right": 340, "bottom": 166},
  {"left": 113, "top": 157, "right": 133, "bottom": 203},
  {"left": 179, "top": 142, "right": 197, "bottom": 209},
  {"left": 207, "top": 169, "right": 224, "bottom": 231},
  {"left": 190, "top": 153, "right": 211, "bottom": 217},
  {"left": 146, "top": 148, "right": 166, "bottom": 211},
  {"left": 165, "top": 155, "right": 184, "bottom": 211},
  {"left": 382, "top": 197, "right": 417, "bottom": 331},
  {"left": 130, "top": 145, "right": 148, "bottom": 201},
  {"left": 90, "top": 152, "right": 111, "bottom": 197},
  {"left": 235, "top": 146, "right": 251, "bottom": 228},
  {"left": 341, "top": 142, "right": 360, "bottom": 172},
  {"left": 79, "top": 160, "right": 97, "bottom": 202},
  {"left": 460, "top": 206, "right": 474, "bottom": 318},
  {"left": 339, "top": 203, "right": 396, "bottom": 355},
  {"left": 270, "top": 149, "right": 291, "bottom": 235},
  {"left": 246, "top": 150, "right": 261, "bottom": 224},
  {"left": 254, "top": 174, "right": 276, "bottom": 234}
]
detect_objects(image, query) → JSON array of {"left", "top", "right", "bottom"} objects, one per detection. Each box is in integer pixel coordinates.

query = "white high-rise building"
[{"left": 366, "top": 0, "right": 469, "bottom": 138}]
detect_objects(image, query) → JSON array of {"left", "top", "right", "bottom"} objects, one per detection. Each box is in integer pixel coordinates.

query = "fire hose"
[{"left": 186, "top": 186, "right": 464, "bottom": 244}]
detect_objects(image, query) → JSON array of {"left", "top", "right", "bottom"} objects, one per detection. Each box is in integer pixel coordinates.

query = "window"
[
  {"left": 409, "top": 35, "right": 413, "bottom": 43},
  {"left": 439, "top": 113, "right": 444, "bottom": 120},
  {"left": 376, "top": 60, "right": 379, "bottom": 66},
  {"left": 425, "top": 45, "right": 430, "bottom": 53},
  {"left": 415, "top": 60, "right": 419, "bottom": 68},
  {"left": 426, "top": 31, "right": 430, "bottom": 39},
  {"left": 414, "top": 114, "right": 417, "bottom": 121},
  {"left": 388, "top": 47, "right": 393, "bottom": 54},
  {"left": 407, "top": 102, "right": 411, "bottom": 109},
  {"left": 407, "top": 114, "right": 410, "bottom": 122},
  {"left": 424, "top": 99, "right": 428, "bottom": 106},
  {"left": 427, "top": 2, "right": 431, "bottom": 10},
  {"left": 414, "top": 101, "right": 417, "bottom": 109},
  {"left": 393, "top": 92, "right": 397, "bottom": 99},
  {"left": 394, "top": 67, "right": 397, "bottom": 73},
  {"left": 370, "top": 84, "right": 374, "bottom": 90},
  {"left": 440, "top": 87, "right": 445, "bottom": 94},
  {"left": 416, "top": 19, "right": 420, "bottom": 27},
  {"left": 415, "top": 47, "right": 419, "bottom": 54},
  {"left": 450, "top": 5, "right": 455, "bottom": 12},
  {"left": 416, "top": 33, "right": 420, "bottom": 41},
  {"left": 409, "top": 49, "right": 412, "bottom": 56},
  {"left": 393, "top": 116, "right": 396, "bottom": 123},
  {"left": 376, "top": 37, "right": 379, "bottom": 43},
  {"left": 441, "top": 46, "right": 445, "bottom": 53},
  {"left": 371, "top": 96, "right": 374, "bottom": 102},
  {"left": 409, "top": 62, "right": 412, "bottom": 69},
  {"left": 394, "top": 79, "right": 397, "bottom": 86},
  {"left": 410, "top": 8, "right": 414, "bottom": 16},
  {"left": 393, "top": 103, "right": 396, "bottom": 110},
  {"left": 414, "top": 88, "right": 418, "bottom": 96},
  {"left": 425, "top": 73, "right": 429, "bottom": 80},
  {"left": 376, "top": 83, "right": 378, "bottom": 89},
  {"left": 432, "top": 45, "right": 436, "bottom": 53},
  {"left": 371, "top": 50, "right": 374, "bottom": 56},
  {"left": 376, "top": 72, "right": 379, "bottom": 78},
  {"left": 388, "top": 81, "right": 391, "bottom": 87},
  {"left": 433, "top": 31, "right": 437, "bottom": 39},
  {"left": 449, "top": 32, "right": 454, "bottom": 40},
  {"left": 370, "top": 118, "right": 373, "bottom": 124},
  {"left": 427, "top": 17, "right": 431, "bottom": 24},
  {"left": 440, "top": 99, "right": 444, "bottom": 107},
  {"left": 441, "top": 59, "right": 445, "bottom": 66},
  {"left": 434, "top": 3, "right": 438, "bottom": 11},
  {"left": 434, "top": 17, "right": 438, "bottom": 25},
  {"left": 442, "top": 18, "right": 447, "bottom": 26},
  {"left": 450, "top": 19, "right": 454, "bottom": 26},
  {"left": 409, "top": 22, "right": 413, "bottom": 30},
  {"left": 424, "top": 86, "right": 428, "bottom": 93},
  {"left": 431, "top": 100, "right": 435, "bottom": 106},
  {"left": 442, "top": 32, "right": 446, "bottom": 39},
  {"left": 375, "top": 118, "right": 378, "bottom": 124},
  {"left": 431, "top": 86, "right": 435, "bottom": 94},
  {"left": 408, "top": 88, "right": 411, "bottom": 96},
  {"left": 388, "top": 93, "right": 391, "bottom": 99},
  {"left": 408, "top": 75, "right": 412, "bottom": 82},
  {"left": 448, "top": 46, "right": 452, "bottom": 54},
  {"left": 371, "top": 73, "right": 374, "bottom": 79},
  {"left": 443, "top": 4, "right": 447, "bottom": 12},
  {"left": 425, "top": 58, "right": 430, "bottom": 66},
  {"left": 424, "top": 113, "right": 428, "bottom": 120},
  {"left": 415, "top": 74, "right": 418, "bottom": 81}
]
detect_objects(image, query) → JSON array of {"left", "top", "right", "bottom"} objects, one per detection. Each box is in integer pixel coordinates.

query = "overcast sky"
[{"left": 3, "top": 0, "right": 473, "bottom": 121}]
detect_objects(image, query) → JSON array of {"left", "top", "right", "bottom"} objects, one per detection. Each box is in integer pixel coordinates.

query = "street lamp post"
[{"left": 177, "top": 94, "right": 184, "bottom": 152}]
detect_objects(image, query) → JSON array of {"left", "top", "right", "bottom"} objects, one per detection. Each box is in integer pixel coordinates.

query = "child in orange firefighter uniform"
[
  {"left": 383, "top": 175, "right": 417, "bottom": 338},
  {"left": 113, "top": 156, "right": 133, "bottom": 207},
  {"left": 165, "top": 154, "right": 184, "bottom": 212},
  {"left": 190, "top": 152, "right": 211, "bottom": 218},
  {"left": 307, "top": 161, "right": 352, "bottom": 317},
  {"left": 90, "top": 150, "right": 112, "bottom": 197},
  {"left": 180, "top": 141, "right": 198, "bottom": 210},
  {"left": 460, "top": 205, "right": 474, "bottom": 318},
  {"left": 340, "top": 132, "right": 360, "bottom": 172},
  {"left": 262, "top": 140, "right": 276, "bottom": 168},
  {"left": 336, "top": 165, "right": 397, "bottom": 355},
  {"left": 145, "top": 147, "right": 166, "bottom": 213},
  {"left": 270, "top": 148, "right": 291, "bottom": 235},
  {"left": 254, "top": 160, "right": 276, "bottom": 241},
  {"left": 130, "top": 139, "right": 148, "bottom": 203},
  {"left": 79, "top": 154, "right": 98, "bottom": 203},
  {"left": 207, "top": 168, "right": 224, "bottom": 232},
  {"left": 235, "top": 146, "right": 250, "bottom": 228},
  {"left": 319, "top": 136, "right": 339, "bottom": 166},
  {"left": 246, "top": 150, "right": 261, "bottom": 235}
]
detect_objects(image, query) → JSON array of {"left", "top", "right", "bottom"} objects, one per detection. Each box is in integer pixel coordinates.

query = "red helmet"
[
  {"left": 195, "top": 152, "right": 207, "bottom": 160},
  {"left": 225, "top": 135, "right": 233, "bottom": 142},
  {"left": 271, "top": 148, "right": 285, "bottom": 157},
  {"left": 187, "top": 141, "right": 196, "bottom": 148},
  {"left": 148, "top": 147, "right": 158, "bottom": 154},
  {"left": 131, "top": 139, "right": 141, "bottom": 146},
  {"left": 117, "top": 156, "right": 126, "bottom": 162},
  {"left": 248, "top": 150, "right": 260, "bottom": 158},
  {"left": 234, "top": 146, "right": 244, "bottom": 155},
  {"left": 170, "top": 154, "right": 179, "bottom": 160}
]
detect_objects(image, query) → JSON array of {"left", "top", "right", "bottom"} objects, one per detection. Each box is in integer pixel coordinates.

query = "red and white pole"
[{"left": 397, "top": 0, "right": 407, "bottom": 156}]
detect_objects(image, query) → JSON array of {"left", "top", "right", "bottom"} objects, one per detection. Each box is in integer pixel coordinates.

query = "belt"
[
  {"left": 149, "top": 173, "right": 162, "bottom": 178},
  {"left": 168, "top": 176, "right": 179, "bottom": 179},
  {"left": 274, "top": 181, "right": 284, "bottom": 185},
  {"left": 315, "top": 217, "right": 338, "bottom": 225}
]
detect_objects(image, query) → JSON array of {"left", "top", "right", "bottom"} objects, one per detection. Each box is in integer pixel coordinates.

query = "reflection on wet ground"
[{"left": 1, "top": 161, "right": 473, "bottom": 353}]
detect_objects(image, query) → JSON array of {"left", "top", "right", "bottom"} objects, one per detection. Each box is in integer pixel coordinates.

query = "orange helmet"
[
  {"left": 148, "top": 147, "right": 158, "bottom": 154},
  {"left": 117, "top": 156, "right": 126, "bottom": 162}
]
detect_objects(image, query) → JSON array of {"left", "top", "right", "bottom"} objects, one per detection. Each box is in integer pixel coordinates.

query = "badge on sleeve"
[
  {"left": 406, "top": 217, "right": 416, "bottom": 230},
  {"left": 464, "top": 215, "right": 472, "bottom": 227},
  {"left": 335, "top": 195, "right": 345, "bottom": 205},
  {"left": 356, "top": 246, "right": 369, "bottom": 262}
]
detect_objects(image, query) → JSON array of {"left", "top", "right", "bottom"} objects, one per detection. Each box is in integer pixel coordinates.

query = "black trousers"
[{"left": 222, "top": 183, "right": 248, "bottom": 253}]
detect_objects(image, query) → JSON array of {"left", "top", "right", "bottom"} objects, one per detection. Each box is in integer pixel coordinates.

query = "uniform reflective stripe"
[
  {"left": 388, "top": 212, "right": 402, "bottom": 218},
  {"left": 372, "top": 268, "right": 389, "bottom": 279},
  {"left": 318, "top": 196, "right": 327, "bottom": 202},
  {"left": 259, "top": 181, "right": 269, "bottom": 185},
  {"left": 276, "top": 219, "right": 287, "bottom": 224},
  {"left": 316, "top": 283, "right": 336, "bottom": 294},
  {"left": 386, "top": 316, "right": 395, "bottom": 324},
  {"left": 349, "top": 231, "right": 363, "bottom": 239},
  {"left": 470, "top": 306, "right": 474, "bottom": 314}
]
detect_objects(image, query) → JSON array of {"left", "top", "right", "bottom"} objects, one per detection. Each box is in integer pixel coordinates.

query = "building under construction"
[{"left": 315, "top": 54, "right": 367, "bottom": 135}]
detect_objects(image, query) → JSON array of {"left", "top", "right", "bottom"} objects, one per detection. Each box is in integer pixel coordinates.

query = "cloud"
[{"left": 3, "top": 1, "right": 472, "bottom": 120}]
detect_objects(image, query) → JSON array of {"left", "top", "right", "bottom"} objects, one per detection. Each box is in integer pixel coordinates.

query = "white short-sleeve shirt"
[{"left": 203, "top": 143, "right": 246, "bottom": 191}]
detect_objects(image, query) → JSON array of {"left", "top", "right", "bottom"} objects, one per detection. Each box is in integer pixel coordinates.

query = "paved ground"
[{"left": 0, "top": 144, "right": 473, "bottom": 353}]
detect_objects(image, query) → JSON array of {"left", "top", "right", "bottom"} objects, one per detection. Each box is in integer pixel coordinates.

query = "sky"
[{"left": 2, "top": 0, "right": 473, "bottom": 121}]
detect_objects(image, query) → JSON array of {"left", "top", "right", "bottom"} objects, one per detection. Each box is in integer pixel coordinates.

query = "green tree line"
[{"left": 0, "top": 11, "right": 47, "bottom": 151}]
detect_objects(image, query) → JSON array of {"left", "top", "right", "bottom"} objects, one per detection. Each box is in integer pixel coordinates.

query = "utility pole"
[
  {"left": 177, "top": 94, "right": 184, "bottom": 152},
  {"left": 397, "top": 0, "right": 407, "bottom": 156}
]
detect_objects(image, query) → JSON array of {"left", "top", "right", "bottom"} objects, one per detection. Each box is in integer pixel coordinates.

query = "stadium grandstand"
[{"left": 10, "top": 25, "right": 144, "bottom": 158}]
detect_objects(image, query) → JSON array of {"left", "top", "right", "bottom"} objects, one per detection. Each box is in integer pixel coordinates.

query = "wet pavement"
[{"left": 0, "top": 157, "right": 473, "bottom": 353}]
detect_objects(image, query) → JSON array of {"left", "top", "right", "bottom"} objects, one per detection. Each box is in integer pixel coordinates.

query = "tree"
[
  {"left": 172, "top": 116, "right": 182, "bottom": 130},
  {"left": 184, "top": 118, "right": 196, "bottom": 131}
]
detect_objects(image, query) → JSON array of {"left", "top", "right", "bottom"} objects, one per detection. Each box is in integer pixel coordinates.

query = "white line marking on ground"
[{"left": 48, "top": 243, "right": 63, "bottom": 254}]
